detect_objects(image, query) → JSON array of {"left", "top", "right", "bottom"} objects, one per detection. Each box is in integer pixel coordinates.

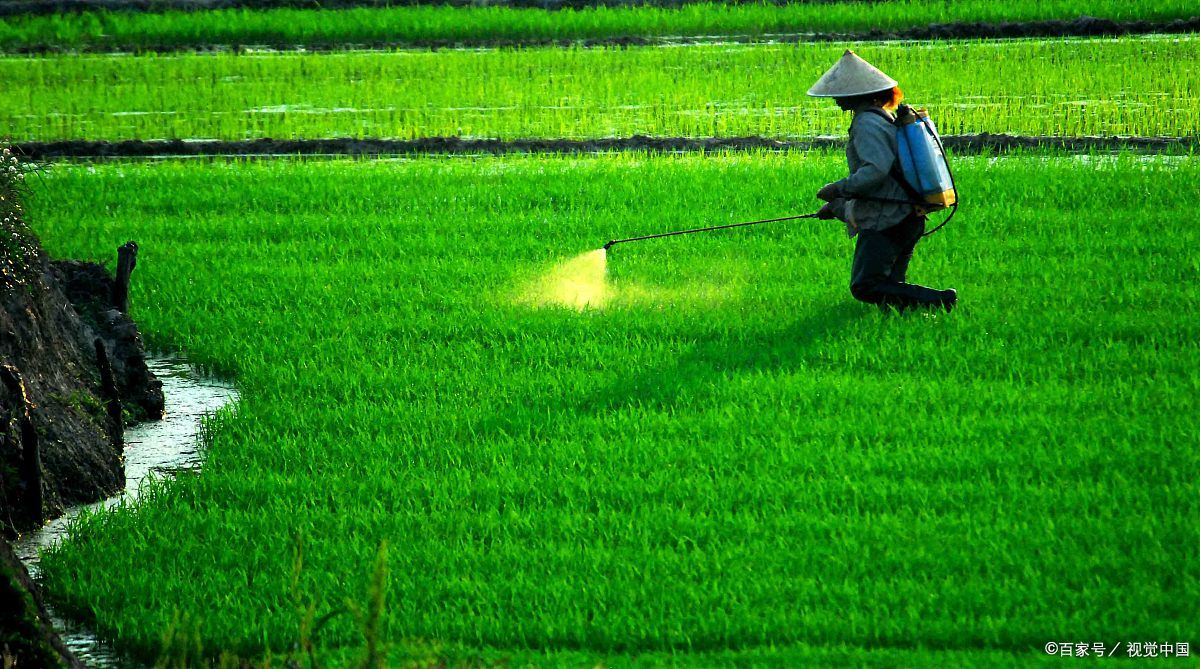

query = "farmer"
[{"left": 808, "top": 50, "right": 957, "bottom": 312}]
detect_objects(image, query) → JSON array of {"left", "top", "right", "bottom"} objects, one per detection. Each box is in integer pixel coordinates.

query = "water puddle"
[{"left": 13, "top": 354, "right": 238, "bottom": 669}]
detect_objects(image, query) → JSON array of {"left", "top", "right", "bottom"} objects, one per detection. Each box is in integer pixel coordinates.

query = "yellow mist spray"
[{"left": 519, "top": 248, "right": 609, "bottom": 310}]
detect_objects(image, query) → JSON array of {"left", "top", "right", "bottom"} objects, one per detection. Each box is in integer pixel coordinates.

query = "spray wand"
[{"left": 603, "top": 212, "right": 821, "bottom": 252}]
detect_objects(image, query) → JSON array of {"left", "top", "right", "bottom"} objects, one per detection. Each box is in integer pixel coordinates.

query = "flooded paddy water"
[{"left": 14, "top": 355, "right": 238, "bottom": 669}]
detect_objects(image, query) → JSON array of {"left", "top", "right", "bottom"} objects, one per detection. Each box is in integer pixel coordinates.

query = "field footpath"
[
  {"left": 6, "top": 16, "right": 1200, "bottom": 54},
  {"left": 17, "top": 134, "right": 1199, "bottom": 160}
]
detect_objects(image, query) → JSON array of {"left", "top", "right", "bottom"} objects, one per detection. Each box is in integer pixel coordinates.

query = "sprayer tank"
[{"left": 896, "top": 108, "right": 957, "bottom": 210}]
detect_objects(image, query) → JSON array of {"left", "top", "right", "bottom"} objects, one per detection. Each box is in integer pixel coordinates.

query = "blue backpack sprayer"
[
  {"left": 868, "top": 104, "right": 958, "bottom": 236},
  {"left": 603, "top": 106, "right": 958, "bottom": 252}
]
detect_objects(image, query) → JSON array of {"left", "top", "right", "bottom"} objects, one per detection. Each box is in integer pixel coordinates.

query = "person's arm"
[
  {"left": 817, "top": 198, "right": 860, "bottom": 237},
  {"left": 818, "top": 198, "right": 847, "bottom": 220}
]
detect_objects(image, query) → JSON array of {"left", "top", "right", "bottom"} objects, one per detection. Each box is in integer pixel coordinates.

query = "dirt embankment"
[
  {"left": 2, "top": 237, "right": 164, "bottom": 533},
  {"left": 6, "top": 15, "right": 1200, "bottom": 54},
  {"left": 15, "top": 134, "right": 1198, "bottom": 160}
]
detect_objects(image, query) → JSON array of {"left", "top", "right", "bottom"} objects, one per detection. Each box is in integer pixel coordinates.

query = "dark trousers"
[{"left": 849, "top": 214, "right": 946, "bottom": 310}]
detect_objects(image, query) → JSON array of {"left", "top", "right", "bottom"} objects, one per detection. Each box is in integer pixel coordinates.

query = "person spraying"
[{"left": 809, "top": 50, "right": 958, "bottom": 312}]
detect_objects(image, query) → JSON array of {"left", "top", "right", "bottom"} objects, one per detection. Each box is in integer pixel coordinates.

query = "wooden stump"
[
  {"left": 112, "top": 240, "right": 138, "bottom": 314},
  {"left": 0, "top": 365, "right": 43, "bottom": 528},
  {"left": 94, "top": 339, "right": 124, "bottom": 452}
]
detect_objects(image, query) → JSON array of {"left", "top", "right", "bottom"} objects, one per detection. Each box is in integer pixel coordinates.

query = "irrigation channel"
[{"left": 14, "top": 355, "right": 239, "bottom": 669}]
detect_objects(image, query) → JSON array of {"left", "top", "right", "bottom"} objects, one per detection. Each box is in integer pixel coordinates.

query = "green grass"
[
  {"left": 28, "top": 151, "right": 1200, "bottom": 666},
  {"left": 1, "top": 0, "right": 1197, "bottom": 51},
  {"left": 5, "top": 36, "right": 1200, "bottom": 142}
]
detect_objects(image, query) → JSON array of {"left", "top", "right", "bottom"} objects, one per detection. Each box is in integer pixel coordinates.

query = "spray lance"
[
  {"left": 603, "top": 212, "right": 821, "bottom": 252},
  {"left": 601, "top": 180, "right": 954, "bottom": 251}
]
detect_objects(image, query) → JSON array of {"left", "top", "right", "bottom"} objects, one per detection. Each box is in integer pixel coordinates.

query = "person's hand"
[
  {"left": 817, "top": 202, "right": 838, "bottom": 220},
  {"left": 816, "top": 182, "right": 842, "bottom": 201}
]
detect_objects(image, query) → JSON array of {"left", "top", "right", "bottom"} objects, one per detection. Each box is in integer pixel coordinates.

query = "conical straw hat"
[{"left": 807, "top": 50, "right": 898, "bottom": 98}]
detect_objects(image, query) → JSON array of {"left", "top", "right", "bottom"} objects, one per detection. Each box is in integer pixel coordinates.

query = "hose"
[{"left": 921, "top": 126, "right": 959, "bottom": 237}]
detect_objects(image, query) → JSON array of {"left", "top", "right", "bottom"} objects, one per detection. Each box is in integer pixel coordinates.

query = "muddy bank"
[
  {"left": 2, "top": 238, "right": 164, "bottom": 532},
  {"left": 7, "top": 15, "right": 1200, "bottom": 54},
  {"left": 16, "top": 134, "right": 1198, "bottom": 161}
]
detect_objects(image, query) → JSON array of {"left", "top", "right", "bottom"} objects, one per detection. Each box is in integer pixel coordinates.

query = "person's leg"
[
  {"left": 849, "top": 229, "right": 901, "bottom": 307},
  {"left": 881, "top": 215, "right": 956, "bottom": 311},
  {"left": 875, "top": 281, "right": 952, "bottom": 311},
  {"left": 852, "top": 216, "right": 953, "bottom": 312},
  {"left": 888, "top": 215, "right": 926, "bottom": 283}
]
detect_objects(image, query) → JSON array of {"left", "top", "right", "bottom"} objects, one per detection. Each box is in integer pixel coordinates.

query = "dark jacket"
[{"left": 825, "top": 104, "right": 913, "bottom": 237}]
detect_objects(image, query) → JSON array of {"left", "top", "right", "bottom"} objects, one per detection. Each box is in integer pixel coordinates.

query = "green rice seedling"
[
  {"left": 3, "top": 36, "right": 1199, "bottom": 142},
  {"left": 26, "top": 151, "right": 1200, "bottom": 667},
  {"left": 0, "top": 0, "right": 1196, "bottom": 52}
]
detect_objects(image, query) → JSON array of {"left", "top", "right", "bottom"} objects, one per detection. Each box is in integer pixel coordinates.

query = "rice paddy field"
[
  {"left": 2, "top": 0, "right": 1197, "bottom": 51},
  {"left": 5, "top": 36, "right": 1200, "bottom": 142},
  {"left": 28, "top": 152, "right": 1200, "bottom": 667},
  {"left": 8, "top": 0, "right": 1200, "bottom": 667}
]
